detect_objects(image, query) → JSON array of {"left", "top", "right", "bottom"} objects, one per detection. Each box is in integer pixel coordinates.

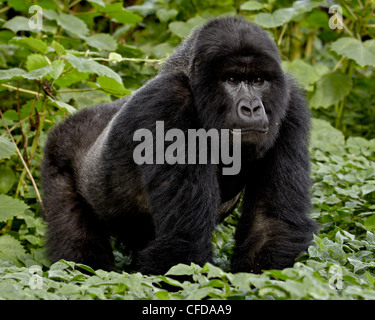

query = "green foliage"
[{"left": 0, "top": 0, "right": 374, "bottom": 300}]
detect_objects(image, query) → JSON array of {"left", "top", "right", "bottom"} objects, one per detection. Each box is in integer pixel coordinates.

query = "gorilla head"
[{"left": 164, "top": 17, "right": 288, "bottom": 150}]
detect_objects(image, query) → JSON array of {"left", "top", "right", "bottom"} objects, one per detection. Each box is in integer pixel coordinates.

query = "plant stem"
[
  {"left": 0, "top": 110, "right": 43, "bottom": 206},
  {"left": 0, "top": 84, "right": 40, "bottom": 97}
]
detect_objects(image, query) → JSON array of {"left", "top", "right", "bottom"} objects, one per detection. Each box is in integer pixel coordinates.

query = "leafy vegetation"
[{"left": 0, "top": 0, "right": 375, "bottom": 300}]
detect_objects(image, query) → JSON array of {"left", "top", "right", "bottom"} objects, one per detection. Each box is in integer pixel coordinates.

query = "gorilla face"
[
  {"left": 221, "top": 59, "right": 270, "bottom": 139},
  {"left": 219, "top": 55, "right": 287, "bottom": 145},
  {"left": 188, "top": 18, "right": 289, "bottom": 147}
]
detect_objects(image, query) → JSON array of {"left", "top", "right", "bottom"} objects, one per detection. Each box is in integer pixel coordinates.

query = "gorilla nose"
[
  {"left": 240, "top": 105, "right": 261, "bottom": 117},
  {"left": 237, "top": 100, "right": 269, "bottom": 132}
]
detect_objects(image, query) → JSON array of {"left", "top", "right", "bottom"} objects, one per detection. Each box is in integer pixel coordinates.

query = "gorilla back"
[{"left": 42, "top": 17, "right": 316, "bottom": 274}]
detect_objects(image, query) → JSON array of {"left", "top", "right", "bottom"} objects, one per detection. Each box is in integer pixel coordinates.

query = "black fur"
[{"left": 41, "top": 17, "right": 316, "bottom": 274}]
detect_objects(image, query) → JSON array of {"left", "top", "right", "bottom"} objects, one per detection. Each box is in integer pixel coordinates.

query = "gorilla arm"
[
  {"left": 231, "top": 87, "right": 317, "bottom": 273},
  {"left": 138, "top": 162, "right": 221, "bottom": 274}
]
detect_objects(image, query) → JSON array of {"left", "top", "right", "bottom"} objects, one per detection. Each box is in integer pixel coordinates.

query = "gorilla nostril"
[
  {"left": 253, "top": 106, "right": 261, "bottom": 114},
  {"left": 240, "top": 106, "right": 251, "bottom": 117}
]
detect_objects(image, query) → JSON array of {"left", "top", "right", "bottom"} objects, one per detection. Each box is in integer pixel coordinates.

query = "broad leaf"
[
  {"left": 26, "top": 53, "right": 49, "bottom": 71},
  {"left": 66, "top": 53, "right": 122, "bottom": 84},
  {"left": 156, "top": 8, "right": 178, "bottom": 22},
  {"left": 84, "top": 33, "right": 118, "bottom": 51},
  {"left": 255, "top": 8, "right": 296, "bottom": 28},
  {"left": 0, "top": 166, "right": 15, "bottom": 194},
  {"left": 3, "top": 16, "right": 35, "bottom": 33},
  {"left": 48, "top": 97, "right": 76, "bottom": 114},
  {"left": 95, "top": 76, "right": 131, "bottom": 96},
  {"left": 101, "top": 3, "right": 142, "bottom": 25},
  {"left": 169, "top": 17, "right": 206, "bottom": 38},
  {"left": 49, "top": 60, "right": 65, "bottom": 80},
  {"left": 0, "top": 235, "right": 26, "bottom": 266},
  {"left": 331, "top": 37, "right": 375, "bottom": 67},
  {"left": 310, "top": 72, "right": 352, "bottom": 108},
  {"left": 0, "top": 194, "right": 28, "bottom": 222},
  {"left": 0, "top": 136, "right": 17, "bottom": 160},
  {"left": 311, "top": 118, "right": 345, "bottom": 154},
  {"left": 0, "top": 68, "right": 26, "bottom": 80},
  {"left": 240, "top": 1, "right": 267, "bottom": 11},
  {"left": 51, "top": 40, "right": 66, "bottom": 56},
  {"left": 23, "top": 66, "right": 52, "bottom": 80},
  {"left": 55, "top": 13, "right": 89, "bottom": 37},
  {"left": 364, "top": 215, "right": 375, "bottom": 232},
  {"left": 282, "top": 59, "right": 328, "bottom": 90},
  {"left": 10, "top": 36, "right": 48, "bottom": 54}
]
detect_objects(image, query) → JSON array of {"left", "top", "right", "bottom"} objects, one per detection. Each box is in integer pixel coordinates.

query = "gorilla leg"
[
  {"left": 41, "top": 101, "right": 124, "bottom": 270},
  {"left": 43, "top": 170, "right": 114, "bottom": 270}
]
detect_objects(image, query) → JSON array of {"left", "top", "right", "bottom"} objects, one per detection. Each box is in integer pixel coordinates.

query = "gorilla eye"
[
  {"left": 255, "top": 76, "right": 264, "bottom": 84},
  {"left": 227, "top": 76, "right": 237, "bottom": 83}
]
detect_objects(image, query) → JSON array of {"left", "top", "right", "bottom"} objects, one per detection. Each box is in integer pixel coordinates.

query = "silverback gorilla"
[{"left": 41, "top": 17, "right": 317, "bottom": 275}]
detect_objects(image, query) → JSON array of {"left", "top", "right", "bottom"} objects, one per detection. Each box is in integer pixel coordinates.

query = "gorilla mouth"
[{"left": 230, "top": 128, "right": 269, "bottom": 135}]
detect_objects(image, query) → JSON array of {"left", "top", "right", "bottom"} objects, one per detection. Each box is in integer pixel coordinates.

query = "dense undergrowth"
[{"left": 0, "top": 0, "right": 375, "bottom": 300}]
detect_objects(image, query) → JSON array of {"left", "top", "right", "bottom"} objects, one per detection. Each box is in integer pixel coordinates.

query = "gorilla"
[{"left": 41, "top": 17, "right": 317, "bottom": 275}]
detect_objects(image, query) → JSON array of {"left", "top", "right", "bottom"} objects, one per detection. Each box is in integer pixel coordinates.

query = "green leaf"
[
  {"left": 331, "top": 37, "right": 375, "bottom": 67},
  {"left": 165, "top": 263, "right": 202, "bottom": 276},
  {"left": 282, "top": 59, "right": 327, "bottom": 90},
  {"left": 117, "top": 44, "right": 144, "bottom": 58},
  {"left": 84, "top": 33, "right": 118, "bottom": 51},
  {"left": 0, "top": 235, "right": 26, "bottom": 266},
  {"left": 3, "top": 16, "right": 35, "bottom": 33},
  {"left": 51, "top": 40, "right": 66, "bottom": 56},
  {"left": 55, "top": 13, "right": 89, "bottom": 37},
  {"left": 360, "top": 184, "right": 375, "bottom": 196},
  {"left": 0, "top": 194, "right": 28, "bottom": 222},
  {"left": 156, "top": 8, "right": 178, "bottom": 23},
  {"left": 102, "top": 3, "right": 142, "bottom": 25},
  {"left": 54, "top": 68, "right": 89, "bottom": 88},
  {"left": 311, "top": 118, "right": 345, "bottom": 153},
  {"left": 25, "top": 53, "right": 49, "bottom": 71},
  {"left": 10, "top": 36, "right": 48, "bottom": 54},
  {"left": 169, "top": 17, "right": 206, "bottom": 38},
  {"left": 310, "top": 72, "right": 352, "bottom": 108},
  {"left": 87, "top": 0, "right": 106, "bottom": 6},
  {"left": 240, "top": 1, "right": 267, "bottom": 11},
  {"left": 255, "top": 8, "right": 296, "bottom": 28},
  {"left": 151, "top": 43, "right": 175, "bottom": 59},
  {"left": 66, "top": 53, "right": 122, "bottom": 84},
  {"left": 0, "top": 68, "right": 26, "bottom": 80},
  {"left": 24, "top": 66, "right": 52, "bottom": 80},
  {"left": 0, "top": 166, "right": 15, "bottom": 194},
  {"left": 293, "top": 1, "right": 322, "bottom": 14},
  {"left": 75, "top": 264, "right": 96, "bottom": 274},
  {"left": 108, "top": 52, "right": 122, "bottom": 63},
  {"left": 48, "top": 97, "right": 76, "bottom": 114},
  {"left": 365, "top": 217, "right": 375, "bottom": 232},
  {"left": 0, "top": 137, "right": 17, "bottom": 160},
  {"left": 95, "top": 76, "right": 131, "bottom": 96},
  {"left": 49, "top": 60, "right": 65, "bottom": 80}
]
